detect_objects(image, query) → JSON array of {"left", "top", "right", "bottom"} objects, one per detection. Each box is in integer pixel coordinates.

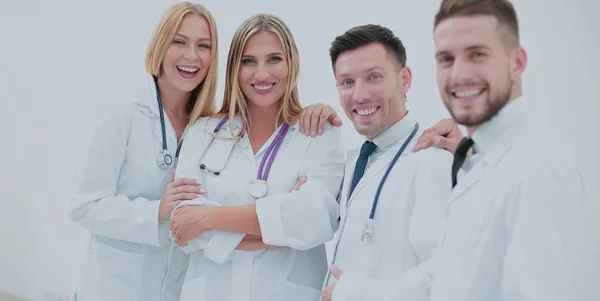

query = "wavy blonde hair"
[
  {"left": 216, "top": 13, "right": 302, "bottom": 138},
  {"left": 145, "top": 2, "right": 219, "bottom": 130}
]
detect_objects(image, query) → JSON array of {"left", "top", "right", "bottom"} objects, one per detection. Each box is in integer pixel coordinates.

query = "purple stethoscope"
[{"left": 195, "top": 117, "right": 290, "bottom": 198}]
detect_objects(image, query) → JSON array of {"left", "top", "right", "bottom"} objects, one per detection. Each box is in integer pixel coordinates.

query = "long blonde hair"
[
  {"left": 216, "top": 14, "right": 302, "bottom": 138},
  {"left": 144, "top": 2, "right": 219, "bottom": 129}
]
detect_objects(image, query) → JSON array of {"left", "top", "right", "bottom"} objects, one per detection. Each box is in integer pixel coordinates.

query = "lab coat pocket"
[
  {"left": 180, "top": 256, "right": 206, "bottom": 301},
  {"left": 93, "top": 242, "right": 143, "bottom": 298},
  {"left": 281, "top": 281, "right": 321, "bottom": 301},
  {"left": 179, "top": 275, "right": 206, "bottom": 301}
]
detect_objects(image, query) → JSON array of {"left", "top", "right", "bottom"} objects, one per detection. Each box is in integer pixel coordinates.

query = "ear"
[
  {"left": 400, "top": 66, "right": 412, "bottom": 94},
  {"left": 511, "top": 46, "right": 527, "bottom": 81}
]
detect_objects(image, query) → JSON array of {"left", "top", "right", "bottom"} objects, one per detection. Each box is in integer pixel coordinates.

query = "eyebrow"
[
  {"left": 174, "top": 33, "right": 211, "bottom": 42},
  {"left": 436, "top": 44, "right": 491, "bottom": 57},
  {"left": 241, "top": 52, "right": 284, "bottom": 58},
  {"left": 336, "top": 66, "right": 383, "bottom": 79}
]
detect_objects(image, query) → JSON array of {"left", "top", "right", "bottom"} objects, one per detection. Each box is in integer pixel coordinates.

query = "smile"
[
  {"left": 176, "top": 66, "right": 199, "bottom": 79},
  {"left": 252, "top": 83, "right": 275, "bottom": 94},
  {"left": 354, "top": 106, "right": 379, "bottom": 116},
  {"left": 451, "top": 88, "right": 485, "bottom": 99}
]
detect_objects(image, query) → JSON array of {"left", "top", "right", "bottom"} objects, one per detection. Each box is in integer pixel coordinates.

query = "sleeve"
[
  {"left": 67, "top": 105, "right": 161, "bottom": 246},
  {"left": 332, "top": 148, "right": 453, "bottom": 301},
  {"left": 173, "top": 121, "right": 245, "bottom": 264},
  {"left": 255, "top": 124, "right": 345, "bottom": 250},
  {"left": 502, "top": 163, "right": 596, "bottom": 301}
]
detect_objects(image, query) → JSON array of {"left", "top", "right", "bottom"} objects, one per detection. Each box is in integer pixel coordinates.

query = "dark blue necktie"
[{"left": 349, "top": 141, "right": 378, "bottom": 197}]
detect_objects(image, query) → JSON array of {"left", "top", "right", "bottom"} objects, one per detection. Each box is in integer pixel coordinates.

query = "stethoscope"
[
  {"left": 360, "top": 122, "right": 420, "bottom": 242},
  {"left": 153, "top": 76, "right": 178, "bottom": 170},
  {"left": 197, "top": 117, "right": 291, "bottom": 198}
]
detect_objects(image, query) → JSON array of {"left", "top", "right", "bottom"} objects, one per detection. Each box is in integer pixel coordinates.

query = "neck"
[
  {"left": 157, "top": 76, "right": 191, "bottom": 117},
  {"left": 248, "top": 103, "right": 281, "bottom": 133},
  {"left": 466, "top": 86, "right": 522, "bottom": 137},
  {"left": 366, "top": 109, "right": 407, "bottom": 141}
]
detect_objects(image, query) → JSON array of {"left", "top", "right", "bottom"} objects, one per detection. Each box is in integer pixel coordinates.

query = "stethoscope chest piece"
[
  {"left": 156, "top": 150, "right": 173, "bottom": 170},
  {"left": 361, "top": 220, "right": 374, "bottom": 242},
  {"left": 249, "top": 179, "right": 268, "bottom": 198}
]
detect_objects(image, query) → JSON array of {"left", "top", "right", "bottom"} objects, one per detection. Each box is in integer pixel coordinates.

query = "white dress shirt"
[
  {"left": 349, "top": 97, "right": 598, "bottom": 301},
  {"left": 160, "top": 115, "right": 345, "bottom": 301},
  {"left": 324, "top": 112, "right": 454, "bottom": 301}
]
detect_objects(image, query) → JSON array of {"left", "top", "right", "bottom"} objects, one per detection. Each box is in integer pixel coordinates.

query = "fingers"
[
  {"left": 433, "top": 136, "right": 460, "bottom": 154},
  {"left": 309, "top": 105, "right": 323, "bottom": 137},
  {"left": 170, "top": 177, "right": 201, "bottom": 188},
  {"left": 293, "top": 176, "right": 307, "bottom": 191},
  {"left": 301, "top": 105, "right": 315, "bottom": 135},
  {"left": 321, "top": 286, "right": 333, "bottom": 301},
  {"left": 330, "top": 265, "right": 343, "bottom": 279},
  {"left": 412, "top": 118, "right": 459, "bottom": 152},
  {"left": 330, "top": 115, "right": 343, "bottom": 127}
]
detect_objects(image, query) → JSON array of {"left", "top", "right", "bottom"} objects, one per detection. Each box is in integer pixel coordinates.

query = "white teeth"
[
  {"left": 177, "top": 66, "right": 199, "bottom": 73},
  {"left": 254, "top": 84, "right": 272, "bottom": 91},
  {"left": 356, "top": 108, "right": 377, "bottom": 116},
  {"left": 454, "top": 90, "right": 481, "bottom": 98}
]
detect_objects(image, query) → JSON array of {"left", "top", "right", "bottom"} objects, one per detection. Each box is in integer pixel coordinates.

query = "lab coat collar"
[
  {"left": 134, "top": 75, "right": 160, "bottom": 117},
  {"left": 450, "top": 96, "right": 529, "bottom": 201},
  {"left": 347, "top": 112, "right": 418, "bottom": 205},
  {"left": 470, "top": 96, "right": 528, "bottom": 167},
  {"left": 214, "top": 114, "right": 300, "bottom": 137},
  {"left": 371, "top": 111, "right": 418, "bottom": 149}
]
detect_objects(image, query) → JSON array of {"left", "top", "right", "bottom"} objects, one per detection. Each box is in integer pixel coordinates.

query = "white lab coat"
[
  {"left": 68, "top": 76, "right": 181, "bottom": 301},
  {"left": 322, "top": 113, "right": 453, "bottom": 301},
  {"left": 163, "top": 115, "right": 345, "bottom": 301},
  {"left": 335, "top": 98, "right": 599, "bottom": 301}
]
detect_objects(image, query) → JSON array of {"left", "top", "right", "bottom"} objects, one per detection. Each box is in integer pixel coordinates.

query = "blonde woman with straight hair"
[
  {"left": 168, "top": 13, "right": 345, "bottom": 301},
  {"left": 68, "top": 2, "right": 218, "bottom": 301}
]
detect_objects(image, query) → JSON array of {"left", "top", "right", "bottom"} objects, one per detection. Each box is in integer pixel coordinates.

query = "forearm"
[
  {"left": 207, "top": 205, "right": 262, "bottom": 236},
  {"left": 236, "top": 235, "right": 279, "bottom": 250}
]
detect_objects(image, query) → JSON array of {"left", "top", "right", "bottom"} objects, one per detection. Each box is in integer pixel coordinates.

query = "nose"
[
  {"left": 449, "top": 57, "right": 472, "bottom": 83},
  {"left": 183, "top": 45, "right": 199, "bottom": 60},
  {"left": 351, "top": 79, "right": 370, "bottom": 102},
  {"left": 253, "top": 62, "right": 269, "bottom": 81}
]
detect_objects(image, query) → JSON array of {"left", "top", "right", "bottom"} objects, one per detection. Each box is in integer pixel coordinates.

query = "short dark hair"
[
  {"left": 434, "top": 0, "right": 519, "bottom": 47},
  {"left": 329, "top": 24, "right": 407, "bottom": 71}
]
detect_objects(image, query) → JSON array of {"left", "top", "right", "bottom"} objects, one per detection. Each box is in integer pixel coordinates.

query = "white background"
[{"left": 0, "top": 0, "right": 598, "bottom": 300}]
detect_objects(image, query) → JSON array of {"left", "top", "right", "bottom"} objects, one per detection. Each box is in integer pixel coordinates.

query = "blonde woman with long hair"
[
  {"left": 68, "top": 3, "right": 217, "bottom": 301},
  {"left": 168, "top": 14, "right": 345, "bottom": 301}
]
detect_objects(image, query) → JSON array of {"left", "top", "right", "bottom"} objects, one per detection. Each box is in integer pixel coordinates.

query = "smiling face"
[
  {"left": 434, "top": 15, "right": 525, "bottom": 129},
  {"left": 238, "top": 30, "right": 289, "bottom": 111},
  {"left": 334, "top": 42, "right": 411, "bottom": 140},
  {"left": 161, "top": 13, "right": 212, "bottom": 94}
]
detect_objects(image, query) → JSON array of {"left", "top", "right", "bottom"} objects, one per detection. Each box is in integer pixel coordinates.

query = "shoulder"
[
  {"left": 412, "top": 146, "right": 453, "bottom": 167},
  {"left": 304, "top": 123, "right": 343, "bottom": 148},
  {"left": 94, "top": 101, "right": 139, "bottom": 131}
]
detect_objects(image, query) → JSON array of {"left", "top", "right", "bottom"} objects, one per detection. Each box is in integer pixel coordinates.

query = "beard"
[{"left": 444, "top": 78, "right": 512, "bottom": 127}]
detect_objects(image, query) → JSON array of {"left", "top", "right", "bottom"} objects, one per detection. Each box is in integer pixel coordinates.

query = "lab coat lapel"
[
  {"left": 346, "top": 149, "right": 395, "bottom": 207},
  {"left": 448, "top": 145, "right": 513, "bottom": 202},
  {"left": 339, "top": 150, "right": 358, "bottom": 217}
]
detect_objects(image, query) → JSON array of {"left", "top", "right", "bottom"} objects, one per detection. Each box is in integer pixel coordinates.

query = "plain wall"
[{"left": 0, "top": 0, "right": 598, "bottom": 300}]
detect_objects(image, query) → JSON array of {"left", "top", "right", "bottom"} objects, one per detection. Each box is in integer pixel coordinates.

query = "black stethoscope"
[
  {"left": 153, "top": 76, "right": 183, "bottom": 170},
  {"left": 360, "top": 122, "right": 420, "bottom": 241}
]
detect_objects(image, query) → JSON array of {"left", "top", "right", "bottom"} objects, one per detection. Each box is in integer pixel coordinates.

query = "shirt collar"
[
  {"left": 470, "top": 96, "right": 529, "bottom": 162},
  {"left": 371, "top": 111, "right": 418, "bottom": 149}
]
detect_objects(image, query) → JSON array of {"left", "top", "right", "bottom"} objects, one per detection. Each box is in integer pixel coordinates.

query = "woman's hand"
[
  {"left": 170, "top": 206, "right": 212, "bottom": 246},
  {"left": 158, "top": 172, "right": 204, "bottom": 222},
  {"left": 299, "top": 103, "right": 343, "bottom": 136}
]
